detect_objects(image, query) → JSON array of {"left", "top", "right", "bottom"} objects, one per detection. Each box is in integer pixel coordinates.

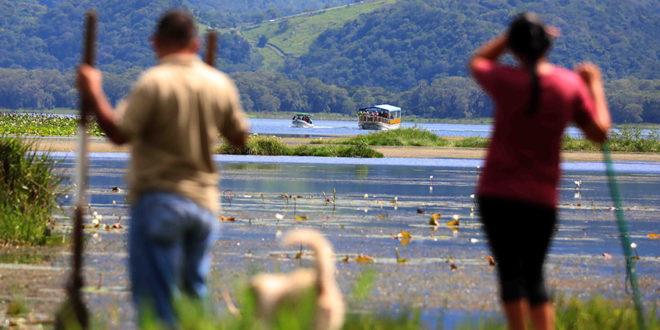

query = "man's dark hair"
[
  {"left": 508, "top": 12, "right": 552, "bottom": 115},
  {"left": 155, "top": 10, "right": 196, "bottom": 48}
]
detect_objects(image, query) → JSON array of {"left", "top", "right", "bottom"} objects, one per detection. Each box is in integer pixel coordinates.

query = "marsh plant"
[
  {"left": 217, "top": 135, "right": 383, "bottom": 158},
  {"left": 334, "top": 128, "right": 450, "bottom": 147},
  {"left": 0, "top": 137, "right": 61, "bottom": 245},
  {"left": 138, "top": 268, "right": 423, "bottom": 330},
  {"left": 562, "top": 127, "right": 660, "bottom": 152}
]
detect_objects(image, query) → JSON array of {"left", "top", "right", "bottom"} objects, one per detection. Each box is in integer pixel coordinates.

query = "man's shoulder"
[{"left": 194, "top": 62, "right": 234, "bottom": 86}]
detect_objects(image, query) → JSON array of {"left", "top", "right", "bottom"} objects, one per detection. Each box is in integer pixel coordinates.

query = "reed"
[
  {"left": 217, "top": 135, "right": 383, "bottom": 158},
  {"left": 338, "top": 128, "right": 449, "bottom": 147},
  {"left": 0, "top": 137, "right": 61, "bottom": 245}
]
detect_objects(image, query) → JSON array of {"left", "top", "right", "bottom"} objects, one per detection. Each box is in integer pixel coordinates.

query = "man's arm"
[
  {"left": 225, "top": 132, "right": 247, "bottom": 148},
  {"left": 575, "top": 62, "right": 611, "bottom": 144},
  {"left": 77, "top": 64, "right": 128, "bottom": 145}
]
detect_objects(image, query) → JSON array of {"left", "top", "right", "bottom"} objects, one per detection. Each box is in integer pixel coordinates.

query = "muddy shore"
[{"left": 23, "top": 136, "right": 660, "bottom": 162}]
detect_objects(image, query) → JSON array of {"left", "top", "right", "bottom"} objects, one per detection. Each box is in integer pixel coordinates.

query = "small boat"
[
  {"left": 291, "top": 113, "right": 313, "bottom": 128},
  {"left": 357, "top": 104, "right": 401, "bottom": 130}
]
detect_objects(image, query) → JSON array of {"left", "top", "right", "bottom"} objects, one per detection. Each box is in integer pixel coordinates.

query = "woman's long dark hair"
[{"left": 508, "top": 12, "right": 552, "bottom": 115}]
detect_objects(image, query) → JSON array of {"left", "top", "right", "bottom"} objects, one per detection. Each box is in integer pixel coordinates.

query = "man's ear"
[{"left": 188, "top": 37, "right": 201, "bottom": 53}]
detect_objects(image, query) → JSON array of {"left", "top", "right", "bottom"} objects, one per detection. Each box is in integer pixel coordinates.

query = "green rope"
[{"left": 602, "top": 142, "right": 645, "bottom": 329}]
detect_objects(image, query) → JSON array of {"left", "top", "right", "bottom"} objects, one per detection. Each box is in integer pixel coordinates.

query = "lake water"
[
  {"left": 248, "top": 118, "right": 588, "bottom": 138},
  {"left": 42, "top": 153, "right": 660, "bottom": 328}
]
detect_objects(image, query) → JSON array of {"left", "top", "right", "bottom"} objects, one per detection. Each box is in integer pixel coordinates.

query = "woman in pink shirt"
[{"left": 469, "top": 12, "right": 611, "bottom": 330}]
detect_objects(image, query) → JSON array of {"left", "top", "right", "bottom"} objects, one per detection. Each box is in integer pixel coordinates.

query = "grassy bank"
[
  {"left": 319, "top": 127, "right": 660, "bottom": 153},
  {"left": 563, "top": 127, "right": 660, "bottom": 152},
  {"left": 218, "top": 135, "right": 383, "bottom": 158},
  {"left": 0, "top": 137, "right": 61, "bottom": 245}
]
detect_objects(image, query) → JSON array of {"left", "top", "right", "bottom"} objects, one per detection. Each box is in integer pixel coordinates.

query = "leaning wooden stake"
[
  {"left": 56, "top": 11, "right": 95, "bottom": 330},
  {"left": 205, "top": 30, "right": 217, "bottom": 66}
]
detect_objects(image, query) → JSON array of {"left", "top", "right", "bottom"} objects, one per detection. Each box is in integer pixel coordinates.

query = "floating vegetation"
[{"left": 0, "top": 113, "right": 104, "bottom": 137}]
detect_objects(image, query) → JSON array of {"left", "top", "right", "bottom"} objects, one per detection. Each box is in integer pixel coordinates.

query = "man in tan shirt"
[{"left": 77, "top": 10, "right": 249, "bottom": 326}]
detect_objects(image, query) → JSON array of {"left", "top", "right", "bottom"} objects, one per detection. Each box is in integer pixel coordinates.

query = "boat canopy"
[{"left": 358, "top": 104, "right": 401, "bottom": 119}]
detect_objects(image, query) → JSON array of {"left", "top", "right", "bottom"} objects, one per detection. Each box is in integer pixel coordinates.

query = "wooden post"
[
  {"left": 56, "top": 11, "right": 95, "bottom": 330},
  {"left": 205, "top": 30, "right": 217, "bottom": 66}
]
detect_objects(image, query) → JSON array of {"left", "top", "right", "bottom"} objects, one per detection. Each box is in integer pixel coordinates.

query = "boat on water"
[
  {"left": 357, "top": 104, "right": 401, "bottom": 130},
  {"left": 291, "top": 113, "right": 313, "bottom": 128}
]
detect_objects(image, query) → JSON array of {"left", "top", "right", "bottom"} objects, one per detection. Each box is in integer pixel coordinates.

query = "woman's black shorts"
[{"left": 478, "top": 195, "right": 557, "bottom": 305}]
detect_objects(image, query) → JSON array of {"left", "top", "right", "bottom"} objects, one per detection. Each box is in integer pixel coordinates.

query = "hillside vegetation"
[
  {"left": 0, "top": 0, "right": 658, "bottom": 123},
  {"left": 229, "top": 0, "right": 396, "bottom": 70}
]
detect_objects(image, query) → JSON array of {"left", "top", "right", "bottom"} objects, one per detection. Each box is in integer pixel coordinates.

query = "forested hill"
[
  {"left": 0, "top": 0, "right": 658, "bottom": 123},
  {"left": 285, "top": 0, "right": 659, "bottom": 92},
  {"left": 0, "top": 0, "right": 183, "bottom": 72}
]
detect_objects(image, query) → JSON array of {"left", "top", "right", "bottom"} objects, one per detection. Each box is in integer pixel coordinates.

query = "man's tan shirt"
[{"left": 116, "top": 54, "right": 249, "bottom": 212}]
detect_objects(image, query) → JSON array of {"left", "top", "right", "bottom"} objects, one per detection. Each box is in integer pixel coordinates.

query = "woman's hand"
[
  {"left": 575, "top": 62, "right": 602, "bottom": 86},
  {"left": 575, "top": 62, "right": 611, "bottom": 143}
]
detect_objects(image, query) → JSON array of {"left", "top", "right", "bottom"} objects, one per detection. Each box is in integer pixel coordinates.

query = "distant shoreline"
[{"left": 23, "top": 136, "right": 660, "bottom": 162}]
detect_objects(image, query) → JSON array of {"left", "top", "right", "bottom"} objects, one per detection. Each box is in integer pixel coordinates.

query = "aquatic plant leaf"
[
  {"left": 394, "top": 231, "right": 412, "bottom": 245},
  {"left": 445, "top": 219, "right": 459, "bottom": 227},
  {"left": 356, "top": 254, "right": 374, "bottom": 264},
  {"left": 294, "top": 215, "right": 308, "bottom": 221},
  {"left": 429, "top": 213, "right": 441, "bottom": 226},
  {"left": 395, "top": 247, "right": 406, "bottom": 263},
  {"left": 487, "top": 256, "right": 496, "bottom": 266},
  {"left": 648, "top": 233, "right": 660, "bottom": 239}
]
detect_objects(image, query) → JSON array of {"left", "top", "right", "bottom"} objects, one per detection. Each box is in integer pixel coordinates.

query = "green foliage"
[
  {"left": 336, "top": 128, "right": 449, "bottom": 147},
  {"left": 607, "top": 127, "right": 660, "bottom": 152},
  {"left": 554, "top": 296, "right": 658, "bottom": 330},
  {"left": 288, "top": 0, "right": 659, "bottom": 88},
  {"left": 562, "top": 127, "right": 660, "bottom": 152},
  {"left": 217, "top": 135, "right": 383, "bottom": 158},
  {"left": 0, "top": 137, "right": 61, "bottom": 245},
  {"left": 137, "top": 269, "right": 424, "bottom": 330},
  {"left": 452, "top": 137, "right": 490, "bottom": 148},
  {"left": 0, "top": 113, "right": 104, "bottom": 137},
  {"left": 1, "top": 1, "right": 659, "bottom": 123}
]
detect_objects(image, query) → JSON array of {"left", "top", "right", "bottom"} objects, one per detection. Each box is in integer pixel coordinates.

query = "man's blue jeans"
[{"left": 129, "top": 191, "right": 218, "bottom": 325}]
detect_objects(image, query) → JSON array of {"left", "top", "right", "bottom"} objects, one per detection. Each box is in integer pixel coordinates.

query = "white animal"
[
  {"left": 574, "top": 179, "right": 582, "bottom": 189},
  {"left": 250, "top": 229, "right": 345, "bottom": 330}
]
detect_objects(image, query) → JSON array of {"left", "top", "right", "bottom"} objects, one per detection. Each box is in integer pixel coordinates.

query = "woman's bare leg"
[
  {"left": 530, "top": 302, "right": 555, "bottom": 330},
  {"left": 504, "top": 299, "right": 529, "bottom": 330}
]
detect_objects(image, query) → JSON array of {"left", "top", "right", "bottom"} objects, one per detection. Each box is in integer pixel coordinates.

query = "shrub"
[
  {"left": 341, "top": 128, "right": 449, "bottom": 147},
  {"left": 0, "top": 137, "right": 61, "bottom": 245},
  {"left": 217, "top": 135, "right": 383, "bottom": 158}
]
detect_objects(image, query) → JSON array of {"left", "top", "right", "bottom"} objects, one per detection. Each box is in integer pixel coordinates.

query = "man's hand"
[{"left": 77, "top": 64, "right": 103, "bottom": 99}]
